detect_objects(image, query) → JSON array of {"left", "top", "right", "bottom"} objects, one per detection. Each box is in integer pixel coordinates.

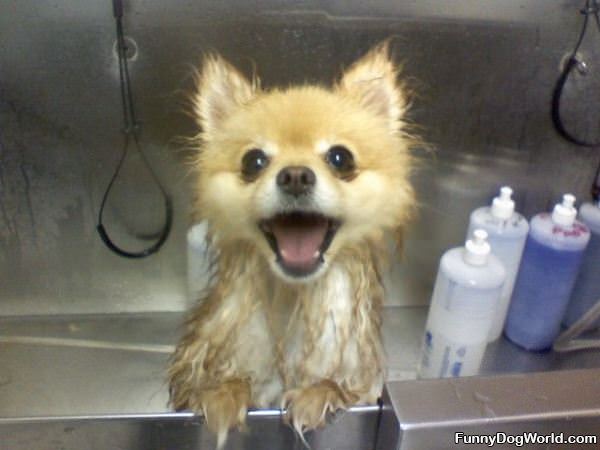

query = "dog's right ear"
[{"left": 192, "top": 54, "right": 259, "bottom": 139}]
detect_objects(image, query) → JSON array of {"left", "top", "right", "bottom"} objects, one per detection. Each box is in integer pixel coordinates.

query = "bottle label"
[
  {"left": 538, "top": 213, "right": 589, "bottom": 238},
  {"left": 552, "top": 222, "right": 588, "bottom": 238},
  {"left": 482, "top": 214, "right": 526, "bottom": 230},
  {"left": 420, "top": 328, "right": 485, "bottom": 378}
]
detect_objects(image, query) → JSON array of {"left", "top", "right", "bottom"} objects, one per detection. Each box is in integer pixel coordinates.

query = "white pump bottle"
[
  {"left": 466, "top": 186, "right": 529, "bottom": 341},
  {"left": 419, "top": 229, "right": 506, "bottom": 379}
]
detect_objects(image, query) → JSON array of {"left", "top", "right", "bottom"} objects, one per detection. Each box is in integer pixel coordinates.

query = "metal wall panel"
[{"left": 1, "top": 0, "right": 599, "bottom": 314}]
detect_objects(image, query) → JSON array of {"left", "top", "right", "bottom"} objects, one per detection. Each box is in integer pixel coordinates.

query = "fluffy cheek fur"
[
  {"left": 198, "top": 171, "right": 259, "bottom": 241},
  {"left": 339, "top": 171, "right": 410, "bottom": 237}
]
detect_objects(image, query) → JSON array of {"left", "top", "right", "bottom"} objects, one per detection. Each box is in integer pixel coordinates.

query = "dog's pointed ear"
[
  {"left": 336, "top": 42, "right": 407, "bottom": 133},
  {"left": 192, "top": 54, "right": 259, "bottom": 139}
]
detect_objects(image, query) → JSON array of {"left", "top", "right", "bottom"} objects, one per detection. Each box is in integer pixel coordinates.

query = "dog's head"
[{"left": 191, "top": 43, "right": 414, "bottom": 283}]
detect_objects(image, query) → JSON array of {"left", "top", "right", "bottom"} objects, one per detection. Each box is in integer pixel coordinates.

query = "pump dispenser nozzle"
[
  {"left": 491, "top": 186, "right": 515, "bottom": 220},
  {"left": 552, "top": 194, "right": 577, "bottom": 227},
  {"left": 464, "top": 229, "right": 491, "bottom": 266}
]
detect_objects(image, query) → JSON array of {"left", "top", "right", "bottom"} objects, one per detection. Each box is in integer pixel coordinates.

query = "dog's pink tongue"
[{"left": 271, "top": 220, "right": 328, "bottom": 269}]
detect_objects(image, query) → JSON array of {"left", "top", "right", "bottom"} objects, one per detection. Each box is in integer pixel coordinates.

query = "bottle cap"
[
  {"left": 491, "top": 186, "right": 515, "bottom": 220},
  {"left": 464, "top": 229, "right": 491, "bottom": 266},
  {"left": 552, "top": 194, "right": 577, "bottom": 227}
]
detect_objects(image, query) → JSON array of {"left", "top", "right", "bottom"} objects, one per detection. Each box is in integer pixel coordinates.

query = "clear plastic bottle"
[
  {"left": 187, "top": 222, "right": 217, "bottom": 303},
  {"left": 467, "top": 186, "right": 529, "bottom": 341},
  {"left": 563, "top": 199, "right": 600, "bottom": 329},
  {"left": 505, "top": 194, "right": 591, "bottom": 351},
  {"left": 418, "top": 229, "right": 506, "bottom": 379}
]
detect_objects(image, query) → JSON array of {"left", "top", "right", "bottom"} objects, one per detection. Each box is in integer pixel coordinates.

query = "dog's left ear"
[
  {"left": 336, "top": 42, "right": 407, "bottom": 133},
  {"left": 192, "top": 54, "right": 259, "bottom": 140}
]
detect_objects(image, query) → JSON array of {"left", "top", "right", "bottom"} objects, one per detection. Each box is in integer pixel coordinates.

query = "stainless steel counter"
[
  {"left": 1, "top": 306, "right": 599, "bottom": 449},
  {"left": 379, "top": 369, "right": 600, "bottom": 450},
  {"left": 2, "top": 306, "right": 600, "bottom": 416},
  {"left": 0, "top": 408, "right": 381, "bottom": 450}
]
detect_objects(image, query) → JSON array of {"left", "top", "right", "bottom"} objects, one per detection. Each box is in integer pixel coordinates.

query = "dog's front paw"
[
  {"left": 282, "top": 380, "right": 358, "bottom": 435},
  {"left": 196, "top": 379, "right": 251, "bottom": 449}
]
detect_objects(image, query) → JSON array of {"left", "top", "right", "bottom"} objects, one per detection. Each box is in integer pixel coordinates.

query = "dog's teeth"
[
  {"left": 313, "top": 250, "right": 320, "bottom": 258},
  {"left": 280, "top": 249, "right": 288, "bottom": 258}
]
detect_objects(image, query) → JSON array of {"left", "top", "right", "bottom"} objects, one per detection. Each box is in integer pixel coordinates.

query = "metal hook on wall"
[
  {"left": 96, "top": 0, "right": 173, "bottom": 258},
  {"left": 551, "top": 0, "right": 600, "bottom": 202}
]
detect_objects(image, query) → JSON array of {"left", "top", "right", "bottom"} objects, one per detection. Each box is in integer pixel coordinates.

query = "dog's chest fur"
[{"left": 190, "top": 243, "right": 385, "bottom": 408}]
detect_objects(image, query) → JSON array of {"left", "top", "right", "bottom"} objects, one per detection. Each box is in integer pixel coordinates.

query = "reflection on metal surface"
[{"left": 0, "top": 335, "right": 174, "bottom": 353}]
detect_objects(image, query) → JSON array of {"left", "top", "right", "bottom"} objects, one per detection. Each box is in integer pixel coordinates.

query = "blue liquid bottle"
[
  {"left": 563, "top": 200, "right": 600, "bottom": 329},
  {"left": 505, "top": 194, "right": 590, "bottom": 351}
]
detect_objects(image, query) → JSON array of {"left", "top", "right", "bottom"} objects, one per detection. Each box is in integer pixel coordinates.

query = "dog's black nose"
[{"left": 276, "top": 166, "right": 316, "bottom": 196}]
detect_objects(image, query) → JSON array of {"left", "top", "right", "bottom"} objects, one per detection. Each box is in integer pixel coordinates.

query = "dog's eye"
[
  {"left": 326, "top": 145, "right": 355, "bottom": 177},
  {"left": 241, "top": 148, "right": 270, "bottom": 180}
]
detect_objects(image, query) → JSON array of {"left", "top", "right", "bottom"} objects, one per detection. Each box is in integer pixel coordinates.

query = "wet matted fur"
[{"left": 168, "top": 41, "right": 416, "bottom": 447}]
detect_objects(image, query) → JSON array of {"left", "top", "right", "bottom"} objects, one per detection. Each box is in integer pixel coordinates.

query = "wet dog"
[{"left": 168, "top": 42, "right": 415, "bottom": 447}]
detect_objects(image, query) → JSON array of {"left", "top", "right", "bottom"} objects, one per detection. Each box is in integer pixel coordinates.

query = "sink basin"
[{"left": 1, "top": 308, "right": 599, "bottom": 449}]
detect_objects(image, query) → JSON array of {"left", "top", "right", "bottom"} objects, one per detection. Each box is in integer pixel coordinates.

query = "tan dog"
[{"left": 168, "top": 42, "right": 415, "bottom": 447}]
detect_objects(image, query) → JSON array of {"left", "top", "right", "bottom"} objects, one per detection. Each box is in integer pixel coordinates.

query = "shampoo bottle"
[
  {"left": 467, "top": 186, "right": 529, "bottom": 341},
  {"left": 505, "top": 194, "right": 590, "bottom": 350},
  {"left": 187, "top": 221, "right": 217, "bottom": 303},
  {"left": 563, "top": 199, "right": 600, "bottom": 329},
  {"left": 418, "top": 229, "right": 506, "bottom": 379}
]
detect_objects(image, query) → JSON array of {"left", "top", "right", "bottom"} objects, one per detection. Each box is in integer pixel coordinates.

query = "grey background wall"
[{"left": 1, "top": 0, "right": 599, "bottom": 315}]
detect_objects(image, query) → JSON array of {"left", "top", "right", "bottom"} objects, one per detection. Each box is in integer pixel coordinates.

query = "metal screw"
[
  {"left": 575, "top": 59, "right": 589, "bottom": 75},
  {"left": 559, "top": 51, "right": 589, "bottom": 76},
  {"left": 112, "top": 36, "right": 138, "bottom": 61}
]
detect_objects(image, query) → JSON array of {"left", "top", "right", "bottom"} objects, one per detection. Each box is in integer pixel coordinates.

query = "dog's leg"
[
  {"left": 193, "top": 379, "right": 251, "bottom": 448},
  {"left": 281, "top": 251, "right": 385, "bottom": 434},
  {"left": 168, "top": 247, "right": 280, "bottom": 447}
]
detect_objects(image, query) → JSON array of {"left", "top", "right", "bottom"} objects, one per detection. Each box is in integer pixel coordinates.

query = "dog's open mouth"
[{"left": 259, "top": 212, "right": 340, "bottom": 277}]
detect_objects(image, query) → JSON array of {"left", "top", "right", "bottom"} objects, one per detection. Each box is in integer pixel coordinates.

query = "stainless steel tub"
[{"left": 1, "top": 308, "right": 599, "bottom": 449}]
